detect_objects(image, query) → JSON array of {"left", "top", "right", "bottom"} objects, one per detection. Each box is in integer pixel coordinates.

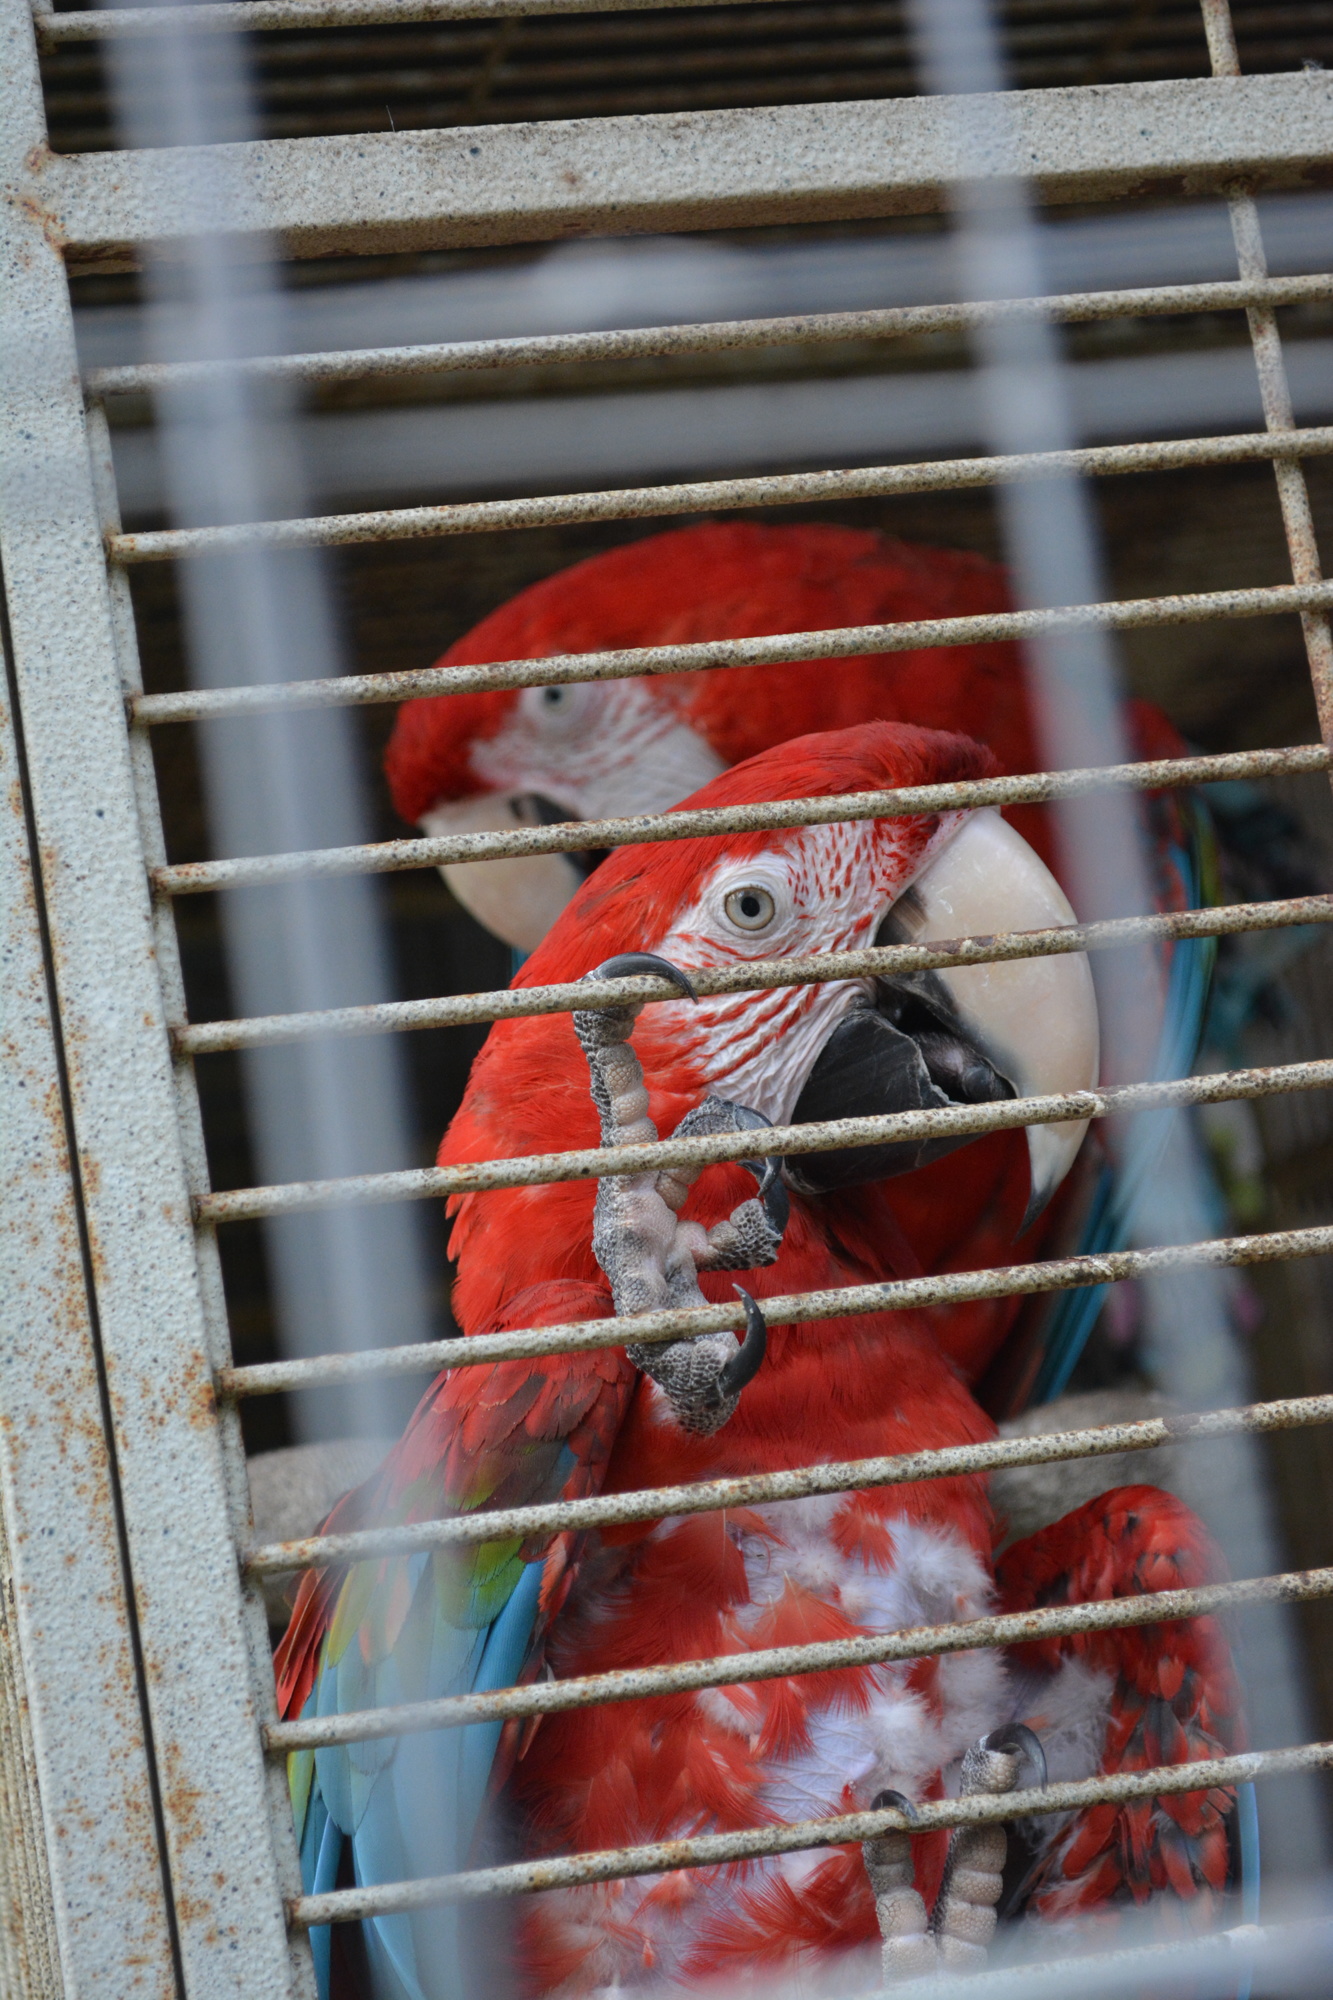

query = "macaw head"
[
  {"left": 385, "top": 522, "right": 1023, "bottom": 951},
  {"left": 522, "top": 720, "right": 1098, "bottom": 1225}
]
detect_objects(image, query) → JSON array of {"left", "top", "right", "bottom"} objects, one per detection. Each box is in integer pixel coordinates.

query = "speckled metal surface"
[
  {"left": 107, "top": 426, "right": 1333, "bottom": 563},
  {"left": 266, "top": 1561, "right": 1333, "bottom": 1748},
  {"left": 0, "top": 278, "right": 173, "bottom": 2000},
  {"left": 36, "top": 0, "right": 815, "bottom": 41},
  {"left": 0, "top": 0, "right": 313, "bottom": 1987},
  {"left": 290, "top": 1738, "right": 1333, "bottom": 1921},
  {"left": 242, "top": 1387, "right": 1333, "bottom": 1568},
  {"left": 131, "top": 582, "right": 1333, "bottom": 723},
  {"left": 215, "top": 1226, "right": 1333, "bottom": 1394},
  {"left": 196, "top": 1053, "right": 1333, "bottom": 1219},
  {"left": 82, "top": 270, "right": 1333, "bottom": 398},
  {"left": 20, "top": 71, "right": 1333, "bottom": 261},
  {"left": 152, "top": 743, "right": 1333, "bottom": 894},
  {"left": 176, "top": 891, "right": 1333, "bottom": 1053}
]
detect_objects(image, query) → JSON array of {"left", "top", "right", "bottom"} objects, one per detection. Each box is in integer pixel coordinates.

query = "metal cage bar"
[
  {"left": 80, "top": 271, "right": 1333, "bottom": 399},
  {"left": 101, "top": 428, "right": 1333, "bottom": 563},
  {"left": 290, "top": 1741, "right": 1333, "bottom": 1923},
  {"left": 214, "top": 1234, "right": 1333, "bottom": 1392},
  {"left": 129, "top": 590, "right": 1333, "bottom": 723},
  {"left": 20, "top": 72, "right": 1333, "bottom": 261},
  {"left": 35, "top": 0, "right": 820, "bottom": 44}
]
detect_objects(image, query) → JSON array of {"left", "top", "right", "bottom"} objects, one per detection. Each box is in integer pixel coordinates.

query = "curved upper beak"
[
  {"left": 420, "top": 795, "right": 606, "bottom": 953},
  {"left": 788, "top": 810, "right": 1099, "bottom": 1229}
]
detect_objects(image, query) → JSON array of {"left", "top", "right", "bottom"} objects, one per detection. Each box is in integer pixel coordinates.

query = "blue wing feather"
[{"left": 300, "top": 1544, "right": 547, "bottom": 1999}]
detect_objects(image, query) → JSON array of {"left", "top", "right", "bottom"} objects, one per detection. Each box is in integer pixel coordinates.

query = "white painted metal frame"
[{"left": 4, "top": 0, "right": 1333, "bottom": 1982}]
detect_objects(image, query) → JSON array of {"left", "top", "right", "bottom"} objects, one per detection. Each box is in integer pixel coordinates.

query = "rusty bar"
[
  {"left": 134, "top": 582, "right": 1333, "bottom": 727},
  {"left": 219, "top": 1225, "right": 1333, "bottom": 1396},
  {"left": 84, "top": 400, "right": 319, "bottom": 1997},
  {"left": 196, "top": 1056, "right": 1333, "bottom": 1222},
  {"left": 27, "top": 75, "right": 1333, "bottom": 264},
  {"left": 1196, "top": 0, "right": 1333, "bottom": 772},
  {"left": 0, "top": 271, "right": 177, "bottom": 1995},
  {"left": 245, "top": 1389, "right": 1333, "bottom": 1572},
  {"left": 288, "top": 1739, "right": 1333, "bottom": 1921},
  {"left": 265, "top": 1563, "right": 1333, "bottom": 1749},
  {"left": 177, "top": 893, "right": 1333, "bottom": 1055},
  {"left": 40, "top": 0, "right": 814, "bottom": 40},
  {"left": 107, "top": 427, "right": 1333, "bottom": 566},
  {"left": 1233, "top": 206, "right": 1333, "bottom": 755},
  {"left": 89, "top": 271, "right": 1333, "bottom": 401},
  {"left": 154, "top": 744, "right": 1333, "bottom": 896},
  {"left": 0, "top": 0, "right": 317, "bottom": 1980}
]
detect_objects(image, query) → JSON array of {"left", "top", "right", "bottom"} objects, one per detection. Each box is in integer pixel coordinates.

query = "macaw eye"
[
  {"left": 519, "top": 683, "right": 590, "bottom": 734},
  {"left": 723, "top": 885, "right": 777, "bottom": 931}
]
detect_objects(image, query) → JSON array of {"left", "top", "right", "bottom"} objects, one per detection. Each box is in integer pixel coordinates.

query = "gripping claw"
[
  {"left": 719, "top": 1289, "right": 768, "bottom": 1398},
  {"left": 586, "top": 953, "right": 698, "bottom": 1001},
  {"left": 871, "top": 1789, "right": 920, "bottom": 1825},
  {"left": 710, "top": 1097, "right": 791, "bottom": 1238}
]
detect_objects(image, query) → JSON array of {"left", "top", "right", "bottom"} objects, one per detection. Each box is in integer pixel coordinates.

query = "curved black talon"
[
  {"left": 719, "top": 1288, "right": 768, "bottom": 1397},
  {"left": 713, "top": 1098, "right": 792, "bottom": 1238},
  {"left": 871, "top": 1789, "right": 920, "bottom": 1825},
  {"left": 587, "top": 953, "right": 698, "bottom": 1002},
  {"left": 982, "top": 1723, "right": 1047, "bottom": 1789}
]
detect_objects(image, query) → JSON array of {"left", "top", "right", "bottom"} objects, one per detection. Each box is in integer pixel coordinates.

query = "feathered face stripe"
[{"left": 633, "top": 811, "right": 964, "bottom": 1126}]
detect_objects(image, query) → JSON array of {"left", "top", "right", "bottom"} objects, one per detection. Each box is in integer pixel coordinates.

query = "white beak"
[
  {"left": 905, "top": 811, "right": 1100, "bottom": 1226},
  {"left": 419, "top": 797, "right": 587, "bottom": 954}
]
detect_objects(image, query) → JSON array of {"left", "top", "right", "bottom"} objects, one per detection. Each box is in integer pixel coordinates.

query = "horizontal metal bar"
[
  {"left": 196, "top": 1056, "right": 1333, "bottom": 1223},
  {"left": 154, "top": 744, "right": 1333, "bottom": 896},
  {"left": 218, "top": 1225, "right": 1333, "bottom": 1397},
  {"left": 107, "top": 427, "right": 1333, "bottom": 566},
  {"left": 88, "top": 272, "right": 1333, "bottom": 401},
  {"left": 221, "top": 1217, "right": 1333, "bottom": 1398},
  {"left": 134, "top": 582, "right": 1333, "bottom": 727},
  {"left": 30, "top": 74, "right": 1333, "bottom": 262},
  {"left": 178, "top": 892, "right": 1333, "bottom": 1054},
  {"left": 38, "top": 0, "right": 813, "bottom": 41},
  {"left": 244, "top": 1387, "right": 1333, "bottom": 1574},
  {"left": 264, "top": 1562, "right": 1333, "bottom": 1750},
  {"left": 287, "top": 1739, "right": 1333, "bottom": 1922}
]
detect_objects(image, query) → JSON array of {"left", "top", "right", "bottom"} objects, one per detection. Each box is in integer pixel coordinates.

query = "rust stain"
[{"left": 8, "top": 186, "right": 68, "bottom": 258}]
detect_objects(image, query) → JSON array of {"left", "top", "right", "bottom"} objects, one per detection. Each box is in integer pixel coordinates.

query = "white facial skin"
[
  {"left": 423, "top": 680, "right": 725, "bottom": 951},
  {"left": 644, "top": 809, "right": 1099, "bottom": 1218}
]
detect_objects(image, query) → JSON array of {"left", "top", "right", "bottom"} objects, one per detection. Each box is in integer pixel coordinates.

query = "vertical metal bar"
[
  {"left": 85, "top": 401, "right": 318, "bottom": 2000},
  {"left": 0, "top": 0, "right": 309, "bottom": 1988},
  {"left": 0, "top": 614, "right": 171, "bottom": 2000},
  {"left": 0, "top": 1506, "right": 61, "bottom": 2000},
  {"left": 1200, "top": 0, "right": 1333, "bottom": 765}
]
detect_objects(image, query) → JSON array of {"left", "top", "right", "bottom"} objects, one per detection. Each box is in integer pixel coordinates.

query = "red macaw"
[
  {"left": 278, "top": 723, "right": 1239, "bottom": 2000},
  {"left": 382, "top": 520, "right": 1206, "bottom": 1397}
]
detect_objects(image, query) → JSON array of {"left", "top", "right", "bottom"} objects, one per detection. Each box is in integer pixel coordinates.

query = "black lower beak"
[
  {"left": 515, "top": 793, "right": 608, "bottom": 881},
  {"left": 786, "top": 977, "right": 1013, "bottom": 1196}
]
